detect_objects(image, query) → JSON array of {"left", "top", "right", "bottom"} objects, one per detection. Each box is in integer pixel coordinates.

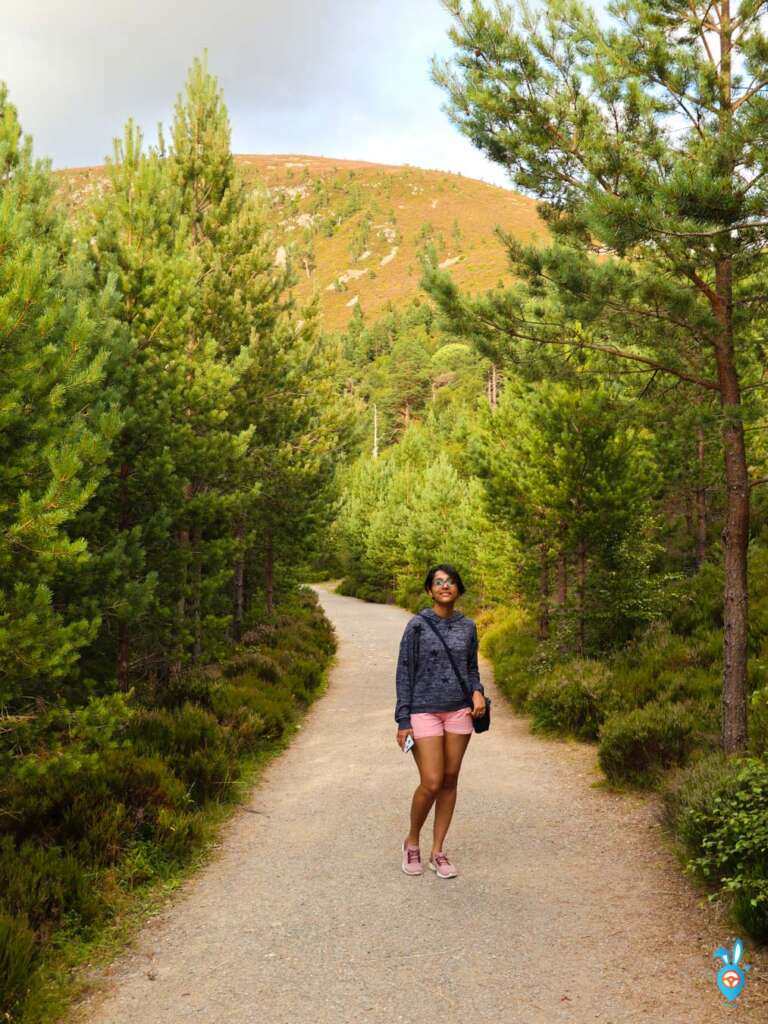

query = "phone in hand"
[{"left": 403, "top": 733, "right": 415, "bottom": 753}]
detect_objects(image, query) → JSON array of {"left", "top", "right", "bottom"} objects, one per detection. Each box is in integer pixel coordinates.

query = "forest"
[{"left": 3, "top": 0, "right": 768, "bottom": 1019}]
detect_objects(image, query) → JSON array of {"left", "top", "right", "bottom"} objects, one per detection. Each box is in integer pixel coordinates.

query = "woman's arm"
[{"left": 394, "top": 622, "right": 418, "bottom": 729}]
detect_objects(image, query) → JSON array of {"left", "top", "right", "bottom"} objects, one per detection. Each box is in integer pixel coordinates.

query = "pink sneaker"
[
  {"left": 429, "top": 850, "right": 458, "bottom": 878},
  {"left": 402, "top": 839, "right": 422, "bottom": 875}
]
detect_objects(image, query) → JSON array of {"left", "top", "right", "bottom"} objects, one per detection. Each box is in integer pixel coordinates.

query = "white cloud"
[{"left": 1, "top": 0, "right": 514, "bottom": 188}]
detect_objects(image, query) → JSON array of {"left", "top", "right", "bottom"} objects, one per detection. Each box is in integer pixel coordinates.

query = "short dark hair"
[{"left": 424, "top": 564, "right": 466, "bottom": 596}]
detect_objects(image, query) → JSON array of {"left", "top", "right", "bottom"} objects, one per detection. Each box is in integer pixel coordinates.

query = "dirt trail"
[{"left": 71, "top": 584, "right": 766, "bottom": 1023}]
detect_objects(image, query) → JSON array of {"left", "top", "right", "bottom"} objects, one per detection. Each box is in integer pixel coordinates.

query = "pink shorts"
[{"left": 410, "top": 708, "right": 473, "bottom": 739}]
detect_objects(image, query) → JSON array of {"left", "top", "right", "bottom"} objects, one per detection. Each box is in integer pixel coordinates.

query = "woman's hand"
[
  {"left": 397, "top": 728, "right": 414, "bottom": 750},
  {"left": 470, "top": 692, "right": 486, "bottom": 719}
]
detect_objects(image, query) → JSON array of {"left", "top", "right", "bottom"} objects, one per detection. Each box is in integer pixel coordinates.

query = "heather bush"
[
  {"left": 528, "top": 659, "right": 616, "bottom": 741},
  {"left": 598, "top": 702, "right": 696, "bottom": 787},
  {"left": 661, "top": 753, "right": 768, "bottom": 943}
]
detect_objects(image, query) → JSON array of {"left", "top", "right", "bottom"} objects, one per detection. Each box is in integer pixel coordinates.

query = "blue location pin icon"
[{"left": 713, "top": 938, "right": 750, "bottom": 1002}]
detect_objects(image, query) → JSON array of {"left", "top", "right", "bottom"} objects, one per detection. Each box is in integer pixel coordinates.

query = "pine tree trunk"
[
  {"left": 538, "top": 543, "right": 549, "bottom": 640},
  {"left": 487, "top": 364, "right": 500, "bottom": 410},
  {"left": 712, "top": 257, "right": 749, "bottom": 754},
  {"left": 706, "top": 9, "right": 748, "bottom": 754}
]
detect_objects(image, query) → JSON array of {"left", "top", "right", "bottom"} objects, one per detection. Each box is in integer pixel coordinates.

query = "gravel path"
[{"left": 70, "top": 583, "right": 766, "bottom": 1023}]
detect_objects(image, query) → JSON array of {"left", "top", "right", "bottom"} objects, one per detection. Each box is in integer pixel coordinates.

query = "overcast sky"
[{"left": 1, "top": 0, "right": 518, "bottom": 187}]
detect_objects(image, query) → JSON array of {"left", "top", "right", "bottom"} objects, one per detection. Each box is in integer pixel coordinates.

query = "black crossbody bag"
[{"left": 418, "top": 611, "right": 491, "bottom": 733}]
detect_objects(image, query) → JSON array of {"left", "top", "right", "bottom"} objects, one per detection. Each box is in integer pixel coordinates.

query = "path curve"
[{"left": 71, "top": 584, "right": 766, "bottom": 1023}]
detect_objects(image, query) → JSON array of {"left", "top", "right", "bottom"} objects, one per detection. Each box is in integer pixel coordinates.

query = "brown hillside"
[{"left": 55, "top": 154, "right": 548, "bottom": 331}]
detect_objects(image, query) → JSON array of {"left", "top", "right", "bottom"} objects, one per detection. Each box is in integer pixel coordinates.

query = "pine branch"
[
  {"left": 735, "top": 167, "right": 768, "bottom": 199},
  {"left": 463, "top": 304, "right": 720, "bottom": 391},
  {"left": 690, "top": 0, "right": 718, "bottom": 67},
  {"left": 732, "top": 79, "right": 768, "bottom": 110},
  {"left": 515, "top": 256, "right": 714, "bottom": 348},
  {"left": 686, "top": 268, "right": 719, "bottom": 306}
]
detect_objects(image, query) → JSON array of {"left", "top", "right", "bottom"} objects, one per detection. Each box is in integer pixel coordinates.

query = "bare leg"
[
  {"left": 432, "top": 731, "right": 471, "bottom": 854},
  {"left": 406, "top": 736, "right": 443, "bottom": 846}
]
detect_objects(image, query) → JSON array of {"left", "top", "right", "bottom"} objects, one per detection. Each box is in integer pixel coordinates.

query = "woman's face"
[{"left": 430, "top": 573, "right": 458, "bottom": 605}]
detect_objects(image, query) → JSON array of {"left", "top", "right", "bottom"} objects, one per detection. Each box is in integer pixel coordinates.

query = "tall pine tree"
[
  {"left": 0, "top": 83, "right": 118, "bottom": 707},
  {"left": 77, "top": 118, "right": 203, "bottom": 685},
  {"left": 428, "top": 0, "right": 768, "bottom": 751}
]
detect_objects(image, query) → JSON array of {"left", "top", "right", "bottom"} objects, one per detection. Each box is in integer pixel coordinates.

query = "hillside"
[{"left": 55, "top": 154, "right": 547, "bottom": 331}]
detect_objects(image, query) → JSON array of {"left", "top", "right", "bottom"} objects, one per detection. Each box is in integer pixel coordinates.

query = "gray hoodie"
[{"left": 394, "top": 608, "right": 484, "bottom": 730}]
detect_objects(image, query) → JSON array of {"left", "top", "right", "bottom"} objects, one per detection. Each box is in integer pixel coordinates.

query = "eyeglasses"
[{"left": 433, "top": 578, "right": 456, "bottom": 589}]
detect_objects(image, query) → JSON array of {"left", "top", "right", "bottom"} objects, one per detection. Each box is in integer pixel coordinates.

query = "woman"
[{"left": 394, "top": 563, "right": 486, "bottom": 879}]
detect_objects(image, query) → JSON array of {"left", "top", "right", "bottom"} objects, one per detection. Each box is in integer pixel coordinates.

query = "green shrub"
[
  {"left": 0, "top": 584, "right": 335, "bottom": 1024},
  {"left": 658, "top": 750, "right": 739, "bottom": 844},
  {"left": 669, "top": 755, "right": 768, "bottom": 943},
  {"left": 481, "top": 608, "right": 540, "bottom": 710},
  {"left": 667, "top": 667, "right": 719, "bottom": 702},
  {"left": 285, "top": 655, "right": 323, "bottom": 695},
  {"left": 749, "top": 686, "right": 768, "bottom": 757},
  {"left": 269, "top": 647, "right": 298, "bottom": 674},
  {"left": 0, "top": 911, "right": 37, "bottom": 1022},
  {"left": 0, "top": 836, "right": 100, "bottom": 932},
  {"left": 234, "top": 683, "right": 297, "bottom": 739},
  {"left": 2, "top": 693, "right": 134, "bottom": 758},
  {"left": 148, "top": 671, "right": 216, "bottom": 711},
  {"left": 128, "top": 704, "right": 240, "bottom": 805},
  {"left": 247, "top": 652, "right": 282, "bottom": 682},
  {"left": 527, "top": 658, "right": 616, "bottom": 740},
  {"left": 683, "top": 698, "right": 721, "bottom": 750},
  {"left": 179, "top": 748, "right": 239, "bottom": 805},
  {"left": 598, "top": 701, "right": 695, "bottom": 787},
  {"left": 2, "top": 749, "right": 189, "bottom": 863},
  {"left": 494, "top": 655, "right": 536, "bottom": 709},
  {"left": 693, "top": 627, "right": 723, "bottom": 668},
  {"left": 604, "top": 621, "right": 719, "bottom": 714},
  {"left": 130, "top": 703, "right": 228, "bottom": 757},
  {"left": 664, "top": 561, "right": 723, "bottom": 636},
  {"left": 222, "top": 651, "right": 282, "bottom": 682},
  {"left": 335, "top": 577, "right": 388, "bottom": 603},
  {"left": 607, "top": 663, "right": 660, "bottom": 708},
  {"left": 240, "top": 623, "right": 278, "bottom": 647},
  {"left": 151, "top": 806, "right": 207, "bottom": 862},
  {"left": 208, "top": 682, "right": 267, "bottom": 752}
]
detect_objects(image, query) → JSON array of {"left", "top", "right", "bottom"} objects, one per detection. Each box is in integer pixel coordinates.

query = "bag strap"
[{"left": 417, "top": 610, "right": 472, "bottom": 701}]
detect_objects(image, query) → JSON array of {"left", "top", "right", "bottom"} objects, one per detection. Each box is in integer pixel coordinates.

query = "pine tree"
[
  {"left": 243, "top": 301, "right": 354, "bottom": 616},
  {"left": 428, "top": 0, "right": 768, "bottom": 751},
  {"left": 77, "top": 117, "right": 202, "bottom": 684},
  {"left": 482, "top": 380, "right": 661, "bottom": 654},
  {"left": 0, "top": 83, "right": 118, "bottom": 706},
  {"left": 166, "top": 53, "right": 268, "bottom": 661},
  {"left": 167, "top": 53, "right": 351, "bottom": 626}
]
